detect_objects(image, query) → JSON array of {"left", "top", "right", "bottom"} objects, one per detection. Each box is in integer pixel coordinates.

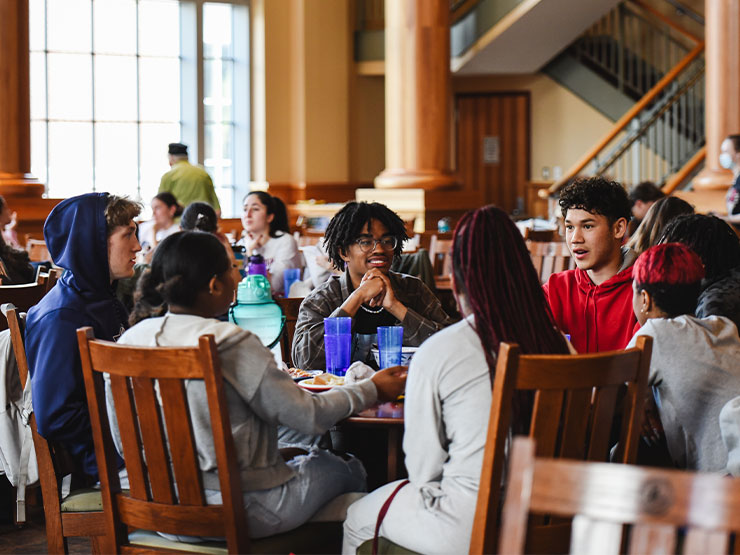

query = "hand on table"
[{"left": 371, "top": 365, "right": 408, "bottom": 402}]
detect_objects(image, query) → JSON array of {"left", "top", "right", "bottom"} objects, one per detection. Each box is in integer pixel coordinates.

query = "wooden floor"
[{"left": 0, "top": 479, "right": 91, "bottom": 554}]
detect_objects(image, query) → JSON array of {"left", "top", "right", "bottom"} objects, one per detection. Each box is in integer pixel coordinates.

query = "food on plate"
[
  {"left": 301, "top": 373, "right": 345, "bottom": 387},
  {"left": 287, "top": 367, "right": 313, "bottom": 380}
]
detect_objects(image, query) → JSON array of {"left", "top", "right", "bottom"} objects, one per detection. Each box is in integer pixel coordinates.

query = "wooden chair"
[
  {"left": 77, "top": 327, "right": 344, "bottom": 553},
  {"left": 3, "top": 305, "right": 107, "bottom": 554},
  {"left": 500, "top": 436, "right": 740, "bottom": 555},
  {"left": 428, "top": 235, "right": 453, "bottom": 278},
  {"left": 275, "top": 297, "right": 303, "bottom": 368},
  {"left": 527, "top": 240, "right": 575, "bottom": 283},
  {"left": 26, "top": 238, "right": 51, "bottom": 263},
  {"left": 469, "top": 336, "right": 653, "bottom": 555},
  {"left": 0, "top": 281, "right": 49, "bottom": 331}
]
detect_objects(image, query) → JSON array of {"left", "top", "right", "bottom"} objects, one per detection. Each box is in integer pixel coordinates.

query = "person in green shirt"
[{"left": 158, "top": 143, "right": 221, "bottom": 216}]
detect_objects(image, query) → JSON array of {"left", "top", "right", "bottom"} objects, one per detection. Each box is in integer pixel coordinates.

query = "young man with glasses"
[{"left": 292, "top": 202, "right": 453, "bottom": 370}]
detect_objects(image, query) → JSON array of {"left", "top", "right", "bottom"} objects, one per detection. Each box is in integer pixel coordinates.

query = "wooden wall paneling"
[
  {"left": 455, "top": 93, "right": 530, "bottom": 214},
  {"left": 515, "top": 94, "right": 531, "bottom": 213}
]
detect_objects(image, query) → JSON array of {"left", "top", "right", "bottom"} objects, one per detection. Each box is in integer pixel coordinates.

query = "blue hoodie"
[{"left": 26, "top": 193, "right": 128, "bottom": 476}]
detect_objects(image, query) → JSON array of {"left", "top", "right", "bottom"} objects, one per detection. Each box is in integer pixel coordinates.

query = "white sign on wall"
[{"left": 483, "top": 136, "right": 500, "bottom": 164}]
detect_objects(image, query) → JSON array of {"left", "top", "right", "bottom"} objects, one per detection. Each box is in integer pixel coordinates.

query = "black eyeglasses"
[{"left": 355, "top": 236, "right": 398, "bottom": 252}]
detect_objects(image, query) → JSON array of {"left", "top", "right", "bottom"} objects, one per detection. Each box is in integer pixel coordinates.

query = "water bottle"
[
  {"left": 247, "top": 251, "right": 267, "bottom": 277},
  {"left": 229, "top": 274, "right": 285, "bottom": 350}
]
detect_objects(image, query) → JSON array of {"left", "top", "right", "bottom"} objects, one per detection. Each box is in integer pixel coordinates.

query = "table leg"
[{"left": 387, "top": 427, "right": 401, "bottom": 482}]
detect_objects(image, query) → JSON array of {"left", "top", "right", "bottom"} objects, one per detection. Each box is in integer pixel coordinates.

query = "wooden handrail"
[
  {"left": 662, "top": 146, "right": 706, "bottom": 195},
  {"left": 628, "top": 0, "right": 702, "bottom": 45},
  {"left": 543, "top": 41, "right": 705, "bottom": 198},
  {"left": 450, "top": 0, "right": 480, "bottom": 24}
]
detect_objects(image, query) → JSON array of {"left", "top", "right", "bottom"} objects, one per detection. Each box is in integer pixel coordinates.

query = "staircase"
[
  {"left": 354, "top": 0, "right": 707, "bottom": 194},
  {"left": 544, "top": 0, "right": 706, "bottom": 193}
]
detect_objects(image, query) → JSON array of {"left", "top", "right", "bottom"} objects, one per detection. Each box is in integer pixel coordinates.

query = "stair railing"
[{"left": 547, "top": 0, "right": 704, "bottom": 196}]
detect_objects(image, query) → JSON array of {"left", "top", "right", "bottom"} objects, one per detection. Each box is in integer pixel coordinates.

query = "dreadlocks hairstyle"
[
  {"left": 660, "top": 214, "right": 740, "bottom": 282},
  {"left": 559, "top": 176, "right": 632, "bottom": 224},
  {"left": 452, "top": 206, "right": 568, "bottom": 430},
  {"left": 626, "top": 196, "right": 694, "bottom": 255},
  {"left": 243, "top": 192, "right": 290, "bottom": 237},
  {"left": 130, "top": 231, "right": 230, "bottom": 325},
  {"left": 323, "top": 202, "right": 409, "bottom": 271},
  {"left": 633, "top": 243, "right": 705, "bottom": 318}
]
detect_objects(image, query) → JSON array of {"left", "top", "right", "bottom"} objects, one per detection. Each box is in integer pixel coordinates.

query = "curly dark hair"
[
  {"left": 323, "top": 202, "right": 408, "bottom": 270},
  {"left": 659, "top": 214, "right": 740, "bottom": 282},
  {"left": 130, "top": 231, "right": 230, "bottom": 325},
  {"left": 559, "top": 176, "right": 631, "bottom": 224}
]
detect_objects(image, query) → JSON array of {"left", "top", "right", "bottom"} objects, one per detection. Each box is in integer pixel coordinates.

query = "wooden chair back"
[
  {"left": 469, "top": 335, "right": 653, "bottom": 555},
  {"left": 26, "top": 238, "right": 51, "bottom": 263},
  {"left": 0, "top": 281, "right": 49, "bottom": 332},
  {"left": 3, "top": 305, "right": 106, "bottom": 553},
  {"left": 275, "top": 297, "right": 303, "bottom": 368},
  {"left": 527, "top": 240, "right": 575, "bottom": 283},
  {"left": 77, "top": 327, "right": 250, "bottom": 553},
  {"left": 428, "top": 235, "right": 453, "bottom": 277},
  {"left": 500, "top": 436, "right": 740, "bottom": 555}
]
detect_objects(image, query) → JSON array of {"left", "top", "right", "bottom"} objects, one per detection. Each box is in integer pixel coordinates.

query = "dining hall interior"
[{"left": 1, "top": 0, "right": 740, "bottom": 553}]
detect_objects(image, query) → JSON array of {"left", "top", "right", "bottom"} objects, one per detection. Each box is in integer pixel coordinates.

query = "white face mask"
[{"left": 719, "top": 152, "right": 734, "bottom": 170}]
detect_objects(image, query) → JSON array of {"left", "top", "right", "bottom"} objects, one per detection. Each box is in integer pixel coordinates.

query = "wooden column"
[
  {"left": 375, "top": 0, "right": 456, "bottom": 190},
  {"left": 693, "top": 0, "right": 740, "bottom": 190},
  {"left": 0, "top": 0, "right": 44, "bottom": 197}
]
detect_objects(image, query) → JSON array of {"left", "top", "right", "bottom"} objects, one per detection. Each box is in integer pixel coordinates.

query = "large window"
[{"left": 29, "top": 0, "right": 250, "bottom": 217}]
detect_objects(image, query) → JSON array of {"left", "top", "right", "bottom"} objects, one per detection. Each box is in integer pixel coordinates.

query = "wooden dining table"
[{"left": 341, "top": 401, "right": 405, "bottom": 486}]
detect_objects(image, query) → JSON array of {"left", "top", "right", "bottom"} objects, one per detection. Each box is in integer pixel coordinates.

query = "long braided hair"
[{"left": 452, "top": 205, "right": 569, "bottom": 377}]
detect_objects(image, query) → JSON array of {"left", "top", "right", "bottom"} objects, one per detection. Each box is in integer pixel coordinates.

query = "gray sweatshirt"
[
  {"left": 627, "top": 315, "right": 740, "bottom": 472},
  {"left": 112, "top": 313, "right": 378, "bottom": 491}
]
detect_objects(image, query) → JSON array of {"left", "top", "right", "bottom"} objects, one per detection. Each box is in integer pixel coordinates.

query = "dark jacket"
[
  {"left": 697, "top": 268, "right": 740, "bottom": 333},
  {"left": 26, "top": 193, "right": 128, "bottom": 476}
]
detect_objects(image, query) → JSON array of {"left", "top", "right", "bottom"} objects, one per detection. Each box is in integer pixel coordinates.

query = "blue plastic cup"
[
  {"left": 283, "top": 268, "right": 302, "bottom": 297},
  {"left": 324, "top": 317, "right": 352, "bottom": 376},
  {"left": 377, "top": 326, "right": 403, "bottom": 369}
]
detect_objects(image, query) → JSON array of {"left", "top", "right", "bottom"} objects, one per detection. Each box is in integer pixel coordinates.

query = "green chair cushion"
[
  {"left": 60, "top": 488, "right": 103, "bottom": 512},
  {"left": 128, "top": 531, "right": 227, "bottom": 554},
  {"left": 357, "top": 537, "right": 420, "bottom": 555},
  {"left": 128, "top": 521, "right": 344, "bottom": 555}
]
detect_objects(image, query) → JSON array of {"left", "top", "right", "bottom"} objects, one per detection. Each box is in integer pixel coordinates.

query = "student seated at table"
[
  {"left": 26, "top": 193, "right": 141, "bottom": 476},
  {"left": 625, "top": 196, "right": 694, "bottom": 255},
  {"left": 627, "top": 243, "right": 740, "bottom": 472},
  {"left": 237, "top": 191, "right": 303, "bottom": 296},
  {"left": 544, "top": 176, "right": 638, "bottom": 353},
  {"left": 119, "top": 231, "right": 407, "bottom": 538},
  {"left": 660, "top": 213, "right": 740, "bottom": 332},
  {"left": 137, "top": 191, "right": 182, "bottom": 263},
  {"left": 342, "top": 205, "right": 570, "bottom": 554},
  {"left": 292, "top": 201, "right": 453, "bottom": 370}
]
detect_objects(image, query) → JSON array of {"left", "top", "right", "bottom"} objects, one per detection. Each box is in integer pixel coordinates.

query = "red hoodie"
[{"left": 543, "top": 254, "right": 640, "bottom": 353}]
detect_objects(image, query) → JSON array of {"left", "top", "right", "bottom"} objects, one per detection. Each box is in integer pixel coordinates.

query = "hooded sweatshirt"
[
  {"left": 543, "top": 248, "right": 639, "bottom": 353},
  {"left": 26, "top": 193, "right": 129, "bottom": 476}
]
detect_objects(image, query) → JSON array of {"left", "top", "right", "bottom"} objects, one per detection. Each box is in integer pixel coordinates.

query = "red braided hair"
[
  {"left": 452, "top": 205, "right": 569, "bottom": 387},
  {"left": 633, "top": 243, "right": 705, "bottom": 286}
]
